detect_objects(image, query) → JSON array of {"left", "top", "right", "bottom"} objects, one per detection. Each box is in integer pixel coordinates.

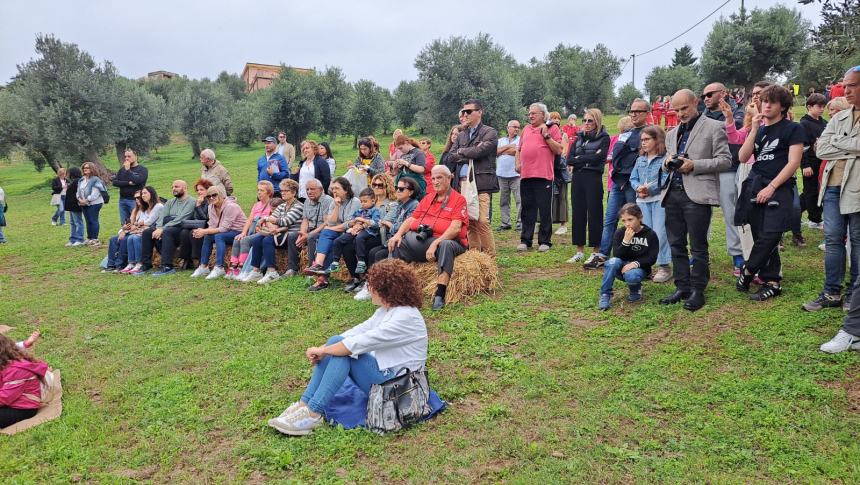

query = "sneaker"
[
  {"left": 344, "top": 278, "right": 363, "bottom": 292},
  {"left": 792, "top": 234, "right": 806, "bottom": 247},
  {"left": 802, "top": 292, "right": 843, "bottom": 312},
  {"left": 652, "top": 266, "right": 673, "bottom": 283},
  {"left": 753, "top": 276, "right": 764, "bottom": 286},
  {"left": 240, "top": 269, "right": 264, "bottom": 283},
  {"left": 120, "top": 264, "right": 135, "bottom": 274},
  {"left": 101, "top": 267, "right": 117, "bottom": 273},
  {"left": 328, "top": 261, "right": 340, "bottom": 273},
  {"left": 257, "top": 271, "right": 281, "bottom": 285},
  {"left": 51, "top": 221, "right": 57, "bottom": 226},
  {"left": 806, "top": 221, "right": 823, "bottom": 230},
  {"left": 583, "top": 253, "right": 606, "bottom": 270},
  {"left": 283, "top": 269, "right": 298, "bottom": 277},
  {"left": 151, "top": 267, "right": 176, "bottom": 277},
  {"left": 497, "top": 224, "right": 512, "bottom": 231},
  {"left": 818, "top": 242, "right": 825, "bottom": 251},
  {"left": 820, "top": 329, "right": 860, "bottom": 353},
  {"left": 205, "top": 266, "right": 226, "bottom": 280},
  {"left": 303, "top": 263, "right": 327, "bottom": 276},
  {"left": 516, "top": 243, "right": 528, "bottom": 251},
  {"left": 308, "top": 281, "right": 329, "bottom": 291},
  {"left": 191, "top": 266, "right": 210, "bottom": 278},
  {"left": 627, "top": 288, "right": 643, "bottom": 303},
  {"left": 71, "top": 241, "right": 85, "bottom": 247},
  {"left": 750, "top": 283, "right": 781, "bottom": 301},
  {"left": 566, "top": 252, "right": 585, "bottom": 263},
  {"left": 64, "top": 242, "right": 75, "bottom": 247},
  {"left": 127, "top": 265, "right": 144, "bottom": 275},
  {"left": 354, "top": 283, "right": 371, "bottom": 301},
  {"left": 515, "top": 222, "right": 522, "bottom": 231},
  {"left": 354, "top": 261, "right": 367, "bottom": 274},
  {"left": 271, "top": 412, "right": 323, "bottom": 436},
  {"left": 538, "top": 244, "right": 550, "bottom": 252},
  {"left": 277, "top": 401, "right": 307, "bottom": 419},
  {"left": 555, "top": 226, "right": 568, "bottom": 235},
  {"left": 732, "top": 266, "right": 742, "bottom": 278},
  {"left": 224, "top": 267, "right": 236, "bottom": 280},
  {"left": 736, "top": 269, "right": 753, "bottom": 292},
  {"left": 598, "top": 293, "right": 612, "bottom": 311}
]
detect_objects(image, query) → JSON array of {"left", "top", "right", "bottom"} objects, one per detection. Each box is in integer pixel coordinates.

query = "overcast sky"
[{"left": 0, "top": 0, "right": 823, "bottom": 92}]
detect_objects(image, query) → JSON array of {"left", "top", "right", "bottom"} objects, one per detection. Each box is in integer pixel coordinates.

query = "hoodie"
[{"left": 0, "top": 359, "right": 49, "bottom": 409}]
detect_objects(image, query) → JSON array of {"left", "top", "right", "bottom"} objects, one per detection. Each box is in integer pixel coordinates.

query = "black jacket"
[
  {"left": 112, "top": 165, "right": 149, "bottom": 199},
  {"left": 612, "top": 224, "right": 659, "bottom": 275},
  {"left": 51, "top": 177, "right": 66, "bottom": 195},
  {"left": 64, "top": 179, "right": 82, "bottom": 212},
  {"left": 446, "top": 123, "right": 499, "bottom": 194},
  {"left": 799, "top": 114, "right": 827, "bottom": 171},
  {"left": 291, "top": 155, "right": 331, "bottom": 195},
  {"left": 567, "top": 128, "right": 610, "bottom": 173}
]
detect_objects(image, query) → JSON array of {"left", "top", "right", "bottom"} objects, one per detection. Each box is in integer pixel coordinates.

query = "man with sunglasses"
[
  {"left": 444, "top": 99, "right": 498, "bottom": 256},
  {"left": 658, "top": 89, "right": 732, "bottom": 311},
  {"left": 584, "top": 99, "right": 650, "bottom": 269}
]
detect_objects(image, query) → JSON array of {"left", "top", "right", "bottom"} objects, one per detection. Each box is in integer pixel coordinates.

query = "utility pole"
[{"left": 631, "top": 54, "right": 636, "bottom": 87}]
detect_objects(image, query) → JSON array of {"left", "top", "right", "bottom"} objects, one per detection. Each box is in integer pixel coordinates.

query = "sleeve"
[
  {"left": 163, "top": 199, "right": 194, "bottom": 228},
  {"left": 273, "top": 157, "right": 289, "bottom": 182},
  {"left": 341, "top": 307, "right": 427, "bottom": 356},
  {"left": 128, "top": 166, "right": 148, "bottom": 186},
  {"left": 367, "top": 207, "right": 381, "bottom": 229},
  {"left": 447, "top": 127, "right": 498, "bottom": 162},
  {"left": 450, "top": 193, "right": 469, "bottom": 226},
  {"left": 278, "top": 202, "right": 304, "bottom": 227},
  {"left": 52, "top": 178, "right": 62, "bottom": 193},
  {"left": 0, "top": 373, "right": 30, "bottom": 407},
  {"left": 317, "top": 159, "right": 332, "bottom": 193},
  {"left": 633, "top": 231, "right": 659, "bottom": 268},
  {"left": 411, "top": 149, "right": 426, "bottom": 167},
  {"left": 690, "top": 124, "right": 733, "bottom": 175},
  {"left": 611, "top": 228, "right": 628, "bottom": 259},
  {"left": 725, "top": 122, "right": 748, "bottom": 145},
  {"left": 409, "top": 198, "right": 430, "bottom": 231},
  {"left": 222, "top": 168, "right": 234, "bottom": 196},
  {"left": 111, "top": 168, "right": 127, "bottom": 188},
  {"left": 629, "top": 158, "right": 644, "bottom": 190},
  {"left": 368, "top": 153, "right": 386, "bottom": 176},
  {"left": 549, "top": 124, "right": 562, "bottom": 142},
  {"left": 815, "top": 117, "right": 844, "bottom": 160},
  {"left": 85, "top": 181, "right": 101, "bottom": 203}
]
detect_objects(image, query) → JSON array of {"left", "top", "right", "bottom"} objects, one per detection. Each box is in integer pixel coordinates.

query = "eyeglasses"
[
  {"left": 628, "top": 110, "right": 647, "bottom": 114},
  {"left": 583, "top": 119, "right": 595, "bottom": 123},
  {"left": 206, "top": 194, "right": 218, "bottom": 200},
  {"left": 459, "top": 108, "right": 478, "bottom": 115},
  {"left": 395, "top": 186, "right": 411, "bottom": 192},
  {"left": 372, "top": 183, "right": 385, "bottom": 188}
]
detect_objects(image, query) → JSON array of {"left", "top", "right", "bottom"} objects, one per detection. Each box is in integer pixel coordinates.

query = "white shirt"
[
  {"left": 326, "top": 158, "right": 336, "bottom": 178},
  {"left": 298, "top": 161, "right": 316, "bottom": 199},
  {"left": 340, "top": 306, "right": 428, "bottom": 372}
]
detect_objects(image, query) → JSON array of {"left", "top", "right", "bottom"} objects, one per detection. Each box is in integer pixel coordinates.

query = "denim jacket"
[{"left": 629, "top": 154, "right": 667, "bottom": 203}]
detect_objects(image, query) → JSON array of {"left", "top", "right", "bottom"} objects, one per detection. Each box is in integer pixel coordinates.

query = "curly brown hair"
[
  {"left": 366, "top": 259, "right": 424, "bottom": 309},
  {"left": 0, "top": 335, "right": 37, "bottom": 368}
]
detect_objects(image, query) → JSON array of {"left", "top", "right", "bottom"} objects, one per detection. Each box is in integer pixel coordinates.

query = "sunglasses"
[
  {"left": 134, "top": 196, "right": 142, "bottom": 200},
  {"left": 583, "top": 119, "right": 595, "bottom": 123},
  {"left": 372, "top": 183, "right": 385, "bottom": 188},
  {"left": 395, "top": 186, "right": 411, "bottom": 192},
  {"left": 206, "top": 194, "right": 218, "bottom": 200},
  {"left": 459, "top": 108, "right": 478, "bottom": 115},
  {"left": 628, "top": 110, "right": 647, "bottom": 114},
  {"left": 702, "top": 91, "right": 721, "bottom": 99}
]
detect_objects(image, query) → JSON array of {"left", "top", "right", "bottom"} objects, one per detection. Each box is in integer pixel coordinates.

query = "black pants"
[
  {"left": 570, "top": 170, "right": 604, "bottom": 247},
  {"left": 369, "top": 245, "right": 389, "bottom": 267},
  {"left": 185, "top": 231, "right": 205, "bottom": 265},
  {"left": 139, "top": 226, "right": 157, "bottom": 269},
  {"left": 801, "top": 173, "right": 822, "bottom": 224},
  {"left": 664, "top": 187, "right": 712, "bottom": 292},
  {"left": 156, "top": 226, "right": 184, "bottom": 269},
  {"left": 0, "top": 407, "right": 37, "bottom": 429},
  {"left": 746, "top": 206, "right": 783, "bottom": 282},
  {"left": 842, "top": 283, "right": 860, "bottom": 337},
  {"left": 520, "top": 178, "right": 553, "bottom": 247},
  {"left": 341, "top": 232, "right": 382, "bottom": 278}
]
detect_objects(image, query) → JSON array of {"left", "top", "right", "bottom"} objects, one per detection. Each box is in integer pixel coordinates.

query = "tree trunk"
[
  {"left": 84, "top": 151, "right": 114, "bottom": 184},
  {"left": 352, "top": 134, "right": 358, "bottom": 149},
  {"left": 115, "top": 142, "right": 127, "bottom": 167},
  {"left": 190, "top": 139, "right": 201, "bottom": 159},
  {"left": 40, "top": 150, "right": 62, "bottom": 174}
]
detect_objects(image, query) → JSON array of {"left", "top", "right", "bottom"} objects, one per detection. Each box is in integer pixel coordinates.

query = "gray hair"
[
  {"left": 528, "top": 102, "right": 550, "bottom": 120},
  {"left": 200, "top": 148, "right": 216, "bottom": 162},
  {"left": 631, "top": 98, "right": 651, "bottom": 111},
  {"left": 306, "top": 178, "right": 323, "bottom": 189},
  {"left": 206, "top": 184, "right": 226, "bottom": 200},
  {"left": 431, "top": 164, "right": 453, "bottom": 178}
]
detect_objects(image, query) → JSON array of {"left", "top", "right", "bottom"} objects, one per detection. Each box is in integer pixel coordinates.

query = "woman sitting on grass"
[
  {"left": 268, "top": 258, "right": 428, "bottom": 436},
  {"left": 0, "top": 334, "right": 49, "bottom": 429},
  {"left": 121, "top": 186, "right": 164, "bottom": 275},
  {"left": 598, "top": 203, "right": 658, "bottom": 311}
]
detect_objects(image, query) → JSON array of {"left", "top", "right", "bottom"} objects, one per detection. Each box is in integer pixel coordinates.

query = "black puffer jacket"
[{"left": 566, "top": 128, "right": 611, "bottom": 173}]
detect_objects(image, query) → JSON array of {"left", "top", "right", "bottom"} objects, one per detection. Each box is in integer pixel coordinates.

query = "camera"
[
  {"left": 415, "top": 224, "right": 434, "bottom": 241},
  {"left": 750, "top": 198, "right": 780, "bottom": 208},
  {"left": 666, "top": 153, "right": 687, "bottom": 171}
]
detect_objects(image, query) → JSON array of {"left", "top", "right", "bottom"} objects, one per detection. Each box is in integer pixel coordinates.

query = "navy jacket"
[
  {"left": 567, "top": 128, "right": 610, "bottom": 173},
  {"left": 291, "top": 155, "right": 332, "bottom": 194},
  {"left": 112, "top": 165, "right": 149, "bottom": 199}
]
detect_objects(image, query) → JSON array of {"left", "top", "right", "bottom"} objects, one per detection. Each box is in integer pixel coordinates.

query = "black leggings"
[{"left": 0, "top": 407, "right": 37, "bottom": 428}]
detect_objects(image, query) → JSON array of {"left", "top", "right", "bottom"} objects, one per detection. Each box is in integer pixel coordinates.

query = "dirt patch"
[
  {"left": 515, "top": 265, "right": 573, "bottom": 282},
  {"left": 822, "top": 366, "right": 860, "bottom": 412},
  {"left": 640, "top": 303, "right": 757, "bottom": 352}
]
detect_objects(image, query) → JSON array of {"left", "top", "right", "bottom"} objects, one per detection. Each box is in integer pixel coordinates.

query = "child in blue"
[
  {"left": 328, "top": 188, "right": 381, "bottom": 274},
  {"left": 598, "top": 203, "right": 659, "bottom": 310}
]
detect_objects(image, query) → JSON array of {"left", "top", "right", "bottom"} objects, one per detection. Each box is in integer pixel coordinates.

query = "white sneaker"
[
  {"left": 51, "top": 221, "right": 57, "bottom": 226},
  {"left": 820, "top": 329, "right": 860, "bottom": 354},
  {"left": 223, "top": 268, "right": 236, "bottom": 280},
  {"left": 241, "top": 269, "right": 263, "bottom": 283},
  {"left": 652, "top": 266, "right": 673, "bottom": 283},
  {"left": 206, "top": 266, "right": 226, "bottom": 280},
  {"left": 516, "top": 243, "right": 528, "bottom": 251},
  {"left": 818, "top": 242, "right": 825, "bottom": 251},
  {"left": 354, "top": 283, "right": 371, "bottom": 301},
  {"left": 65, "top": 242, "right": 74, "bottom": 247},
  {"left": 191, "top": 266, "right": 210, "bottom": 278},
  {"left": 274, "top": 412, "right": 323, "bottom": 436},
  {"left": 554, "top": 225, "right": 568, "bottom": 235},
  {"left": 566, "top": 252, "right": 584, "bottom": 263},
  {"left": 71, "top": 241, "right": 85, "bottom": 247},
  {"left": 278, "top": 401, "right": 307, "bottom": 419},
  {"left": 258, "top": 271, "right": 281, "bottom": 285}
]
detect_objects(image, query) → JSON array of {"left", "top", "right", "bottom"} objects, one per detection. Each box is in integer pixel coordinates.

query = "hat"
[{"left": 262, "top": 136, "right": 277, "bottom": 143}]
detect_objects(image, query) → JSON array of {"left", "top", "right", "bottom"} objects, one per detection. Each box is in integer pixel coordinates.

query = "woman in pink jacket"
[{"left": 0, "top": 334, "right": 48, "bottom": 428}]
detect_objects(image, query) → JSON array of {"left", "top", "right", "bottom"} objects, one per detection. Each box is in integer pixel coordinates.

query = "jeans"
[
  {"left": 842, "top": 283, "right": 860, "bottom": 337},
  {"left": 118, "top": 198, "right": 136, "bottom": 225},
  {"left": 638, "top": 200, "right": 671, "bottom": 266},
  {"left": 520, "top": 178, "right": 553, "bottom": 247},
  {"left": 69, "top": 211, "right": 84, "bottom": 243},
  {"left": 664, "top": 187, "right": 712, "bottom": 292},
  {"left": 200, "top": 230, "right": 240, "bottom": 267},
  {"left": 719, "top": 170, "right": 743, "bottom": 258},
  {"left": 599, "top": 181, "right": 637, "bottom": 255},
  {"left": 314, "top": 229, "right": 343, "bottom": 268},
  {"left": 52, "top": 196, "right": 66, "bottom": 225},
  {"left": 498, "top": 176, "right": 521, "bottom": 226},
  {"left": 600, "top": 257, "right": 646, "bottom": 295},
  {"left": 81, "top": 203, "right": 102, "bottom": 239},
  {"left": 106, "top": 236, "right": 129, "bottom": 268},
  {"left": 0, "top": 227, "right": 6, "bottom": 243},
  {"left": 301, "top": 336, "right": 393, "bottom": 414},
  {"left": 822, "top": 187, "right": 860, "bottom": 295},
  {"left": 126, "top": 234, "right": 143, "bottom": 263}
]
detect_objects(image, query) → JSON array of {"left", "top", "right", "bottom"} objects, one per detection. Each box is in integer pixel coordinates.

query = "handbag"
[
  {"left": 366, "top": 368, "right": 432, "bottom": 435},
  {"left": 461, "top": 160, "right": 480, "bottom": 221}
]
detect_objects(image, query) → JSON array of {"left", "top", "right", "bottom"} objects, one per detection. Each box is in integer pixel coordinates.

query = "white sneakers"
[
  {"left": 354, "top": 283, "right": 371, "bottom": 301},
  {"left": 652, "top": 266, "right": 673, "bottom": 283},
  {"left": 554, "top": 225, "right": 568, "bottom": 235},
  {"left": 820, "top": 330, "right": 860, "bottom": 354},
  {"left": 206, "top": 266, "right": 226, "bottom": 280},
  {"left": 566, "top": 252, "right": 584, "bottom": 263},
  {"left": 268, "top": 402, "right": 324, "bottom": 436},
  {"left": 257, "top": 271, "right": 281, "bottom": 285},
  {"left": 191, "top": 266, "right": 210, "bottom": 278},
  {"left": 238, "top": 269, "right": 263, "bottom": 283}
]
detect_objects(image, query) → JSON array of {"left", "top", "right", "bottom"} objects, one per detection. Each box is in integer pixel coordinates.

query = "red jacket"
[
  {"left": 0, "top": 359, "right": 48, "bottom": 409},
  {"left": 830, "top": 83, "right": 845, "bottom": 98}
]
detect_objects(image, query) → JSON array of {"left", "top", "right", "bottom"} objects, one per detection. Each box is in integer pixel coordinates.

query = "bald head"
[
  {"left": 703, "top": 83, "right": 727, "bottom": 109},
  {"left": 172, "top": 180, "right": 188, "bottom": 198},
  {"left": 671, "top": 90, "right": 699, "bottom": 124}
]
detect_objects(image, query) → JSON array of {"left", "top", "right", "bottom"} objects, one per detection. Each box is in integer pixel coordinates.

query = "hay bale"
[
  {"left": 418, "top": 250, "right": 499, "bottom": 304},
  {"left": 273, "top": 246, "right": 351, "bottom": 282}
]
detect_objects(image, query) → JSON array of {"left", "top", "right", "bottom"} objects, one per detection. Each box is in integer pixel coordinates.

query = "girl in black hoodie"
[{"left": 598, "top": 203, "right": 659, "bottom": 310}]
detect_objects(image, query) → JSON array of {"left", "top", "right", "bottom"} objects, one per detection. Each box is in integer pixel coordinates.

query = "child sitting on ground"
[
  {"left": 327, "top": 188, "right": 381, "bottom": 274},
  {"left": 598, "top": 203, "right": 658, "bottom": 310},
  {"left": 1, "top": 332, "right": 48, "bottom": 429}
]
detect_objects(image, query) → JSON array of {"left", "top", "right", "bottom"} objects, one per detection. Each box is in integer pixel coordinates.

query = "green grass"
[{"left": 1, "top": 128, "right": 858, "bottom": 483}]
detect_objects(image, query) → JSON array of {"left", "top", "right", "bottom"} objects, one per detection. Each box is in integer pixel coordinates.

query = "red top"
[
  {"left": 831, "top": 83, "right": 845, "bottom": 98},
  {"left": 423, "top": 149, "right": 436, "bottom": 188},
  {"left": 410, "top": 189, "right": 469, "bottom": 247},
  {"left": 519, "top": 123, "right": 562, "bottom": 180},
  {"left": 652, "top": 101, "right": 663, "bottom": 113}
]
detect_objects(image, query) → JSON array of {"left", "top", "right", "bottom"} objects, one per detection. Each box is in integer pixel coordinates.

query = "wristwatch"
[{"left": 543, "top": 134, "right": 551, "bottom": 140}]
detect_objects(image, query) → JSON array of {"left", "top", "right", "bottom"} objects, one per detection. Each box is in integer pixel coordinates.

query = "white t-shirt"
[
  {"left": 340, "top": 306, "right": 428, "bottom": 372},
  {"left": 298, "top": 161, "right": 316, "bottom": 199}
]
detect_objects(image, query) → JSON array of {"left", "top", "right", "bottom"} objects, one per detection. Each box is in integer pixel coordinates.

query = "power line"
[{"left": 634, "top": 0, "right": 732, "bottom": 57}]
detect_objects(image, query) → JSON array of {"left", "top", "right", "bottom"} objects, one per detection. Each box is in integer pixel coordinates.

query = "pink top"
[
  {"left": 0, "top": 359, "right": 48, "bottom": 410},
  {"left": 726, "top": 122, "right": 755, "bottom": 163},
  {"left": 208, "top": 199, "right": 248, "bottom": 232},
  {"left": 518, "top": 123, "right": 562, "bottom": 180},
  {"left": 249, "top": 200, "right": 273, "bottom": 220}
]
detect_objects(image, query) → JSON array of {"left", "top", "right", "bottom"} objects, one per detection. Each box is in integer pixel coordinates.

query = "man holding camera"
[
  {"left": 390, "top": 165, "right": 469, "bottom": 311},
  {"left": 659, "top": 89, "right": 732, "bottom": 311}
]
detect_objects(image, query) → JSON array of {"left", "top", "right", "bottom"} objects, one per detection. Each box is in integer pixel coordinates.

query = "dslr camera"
[
  {"left": 666, "top": 153, "right": 688, "bottom": 171},
  {"left": 415, "top": 224, "right": 434, "bottom": 241}
]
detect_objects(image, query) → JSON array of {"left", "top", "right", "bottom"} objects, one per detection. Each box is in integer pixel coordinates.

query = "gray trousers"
[
  {"left": 844, "top": 283, "right": 860, "bottom": 337},
  {"left": 392, "top": 232, "right": 465, "bottom": 276},
  {"left": 719, "top": 170, "right": 743, "bottom": 257},
  {"left": 498, "top": 176, "right": 521, "bottom": 226},
  {"left": 286, "top": 230, "right": 320, "bottom": 271}
]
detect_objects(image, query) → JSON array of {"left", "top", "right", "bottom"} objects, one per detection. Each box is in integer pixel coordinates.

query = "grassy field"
[{"left": 1, "top": 122, "right": 859, "bottom": 483}]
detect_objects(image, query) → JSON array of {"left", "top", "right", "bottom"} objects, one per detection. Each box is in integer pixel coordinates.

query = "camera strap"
[{"left": 417, "top": 190, "right": 451, "bottom": 230}]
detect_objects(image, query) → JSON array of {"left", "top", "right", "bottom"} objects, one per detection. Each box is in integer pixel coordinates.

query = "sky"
[{"left": 0, "top": 0, "right": 823, "bottom": 92}]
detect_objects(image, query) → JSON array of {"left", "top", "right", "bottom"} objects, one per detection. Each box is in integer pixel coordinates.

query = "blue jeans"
[
  {"left": 638, "top": 200, "right": 671, "bottom": 266},
  {"left": 822, "top": 187, "right": 860, "bottom": 295},
  {"left": 106, "top": 236, "right": 129, "bottom": 268},
  {"left": 600, "top": 257, "right": 646, "bottom": 295},
  {"left": 314, "top": 228, "right": 342, "bottom": 268},
  {"left": 69, "top": 211, "right": 84, "bottom": 243},
  {"left": 250, "top": 234, "right": 277, "bottom": 271},
  {"left": 301, "top": 336, "right": 393, "bottom": 414},
  {"left": 126, "top": 234, "right": 143, "bottom": 263},
  {"left": 599, "top": 182, "right": 637, "bottom": 255},
  {"left": 200, "top": 230, "right": 240, "bottom": 267},
  {"left": 118, "top": 198, "right": 136, "bottom": 225},
  {"left": 0, "top": 226, "right": 5, "bottom": 243},
  {"left": 81, "top": 204, "right": 102, "bottom": 239},
  {"left": 52, "top": 196, "right": 66, "bottom": 225}
]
